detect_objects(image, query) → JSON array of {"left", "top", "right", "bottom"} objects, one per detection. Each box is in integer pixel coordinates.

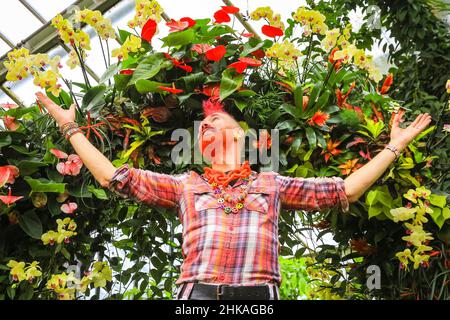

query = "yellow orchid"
[
  {"left": 42, "top": 218, "right": 77, "bottom": 245},
  {"left": 395, "top": 249, "right": 413, "bottom": 269},
  {"left": 250, "top": 6, "right": 274, "bottom": 21},
  {"left": 7, "top": 260, "right": 27, "bottom": 282},
  {"left": 266, "top": 39, "right": 302, "bottom": 70},
  {"left": 76, "top": 9, "right": 115, "bottom": 40},
  {"left": 293, "top": 7, "right": 328, "bottom": 35},
  {"left": 402, "top": 223, "right": 433, "bottom": 247},
  {"left": 33, "top": 69, "right": 61, "bottom": 96},
  {"left": 41, "top": 230, "right": 59, "bottom": 245},
  {"left": 46, "top": 272, "right": 78, "bottom": 300},
  {"left": 24, "top": 261, "right": 42, "bottom": 281},
  {"left": 52, "top": 14, "right": 77, "bottom": 45},
  {"left": 411, "top": 252, "right": 430, "bottom": 269},
  {"left": 74, "top": 30, "right": 91, "bottom": 50},
  {"left": 390, "top": 207, "right": 417, "bottom": 222},
  {"left": 446, "top": 79, "right": 450, "bottom": 93},
  {"left": 415, "top": 186, "right": 431, "bottom": 199},
  {"left": 321, "top": 28, "right": 340, "bottom": 51},
  {"left": 404, "top": 189, "right": 419, "bottom": 203},
  {"left": 112, "top": 35, "right": 142, "bottom": 61},
  {"left": 127, "top": 0, "right": 163, "bottom": 28}
]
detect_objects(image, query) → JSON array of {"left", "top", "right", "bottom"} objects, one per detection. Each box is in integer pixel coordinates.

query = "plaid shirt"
[{"left": 108, "top": 164, "right": 349, "bottom": 287}]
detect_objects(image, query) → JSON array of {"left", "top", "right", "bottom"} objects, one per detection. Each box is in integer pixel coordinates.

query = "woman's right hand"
[{"left": 36, "top": 92, "right": 76, "bottom": 127}]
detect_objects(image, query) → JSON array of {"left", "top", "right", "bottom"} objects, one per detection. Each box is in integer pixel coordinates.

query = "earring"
[{"left": 233, "top": 131, "right": 242, "bottom": 141}]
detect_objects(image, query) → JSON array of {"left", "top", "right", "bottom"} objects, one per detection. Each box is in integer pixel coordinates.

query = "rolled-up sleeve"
[
  {"left": 107, "top": 163, "right": 185, "bottom": 209},
  {"left": 275, "top": 174, "right": 349, "bottom": 213}
]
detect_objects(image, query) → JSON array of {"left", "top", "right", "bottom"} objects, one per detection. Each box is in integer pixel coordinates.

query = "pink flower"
[
  {"left": 56, "top": 154, "right": 83, "bottom": 176},
  {"left": 50, "top": 148, "right": 68, "bottom": 159},
  {"left": 0, "top": 165, "right": 19, "bottom": 187},
  {"left": 61, "top": 202, "right": 77, "bottom": 214},
  {"left": 191, "top": 43, "right": 213, "bottom": 54},
  {"left": 0, "top": 188, "right": 24, "bottom": 206}
]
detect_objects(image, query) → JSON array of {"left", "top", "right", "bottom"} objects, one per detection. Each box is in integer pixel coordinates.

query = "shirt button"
[
  {"left": 218, "top": 274, "right": 225, "bottom": 281},
  {"left": 229, "top": 226, "right": 234, "bottom": 231}
]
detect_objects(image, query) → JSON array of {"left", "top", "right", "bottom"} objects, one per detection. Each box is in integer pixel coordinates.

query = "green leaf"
[
  {"left": 82, "top": 85, "right": 106, "bottom": 115},
  {"left": 162, "top": 28, "right": 195, "bottom": 47},
  {"left": 88, "top": 185, "right": 108, "bottom": 200},
  {"left": 305, "top": 127, "right": 317, "bottom": 148},
  {"left": 25, "top": 177, "right": 66, "bottom": 193},
  {"left": 281, "top": 103, "right": 301, "bottom": 119},
  {"left": 113, "top": 74, "right": 131, "bottom": 91},
  {"left": 16, "top": 161, "right": 48, "bottom": 176},
  {"left": 429, "top": 194, "right": 447, "bottom": 208},
  {"left": 135, "top": 79, "right": 170, "bottom": 93},
  {"left": 293, "top": 84, "right": 304, "bottom": 116},
  {"left": 129, "top": 53, "right": 164, "bottom": 85},
  {"left": 0, "top": 134, "right": 12, "bottom": 148},
  {"left": 220, "top": 68, "right": 244, "bottom": 100},
  {"left": 368, "top": 205, "right": 384, "bottom": 219},
  {"left": 99, "top": 63, "right": 120, "bottom": 83},
  {"left": 19, "top": 210, "right": 43, "bottom": 240},
  {"left": 180, "top": 72, "right": 205, "bottom": 92},
  {"left": 429, "top": 207, "right": 445, "bottom": 229}
]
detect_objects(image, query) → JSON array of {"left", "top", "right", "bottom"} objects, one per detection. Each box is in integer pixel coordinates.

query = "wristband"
[{"left": 385, "top": 143, "right": 400, "bottom": 160}]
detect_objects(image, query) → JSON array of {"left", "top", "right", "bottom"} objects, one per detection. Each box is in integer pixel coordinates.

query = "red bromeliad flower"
[
  {"left": 166, "top": 17, "right": 196, "bottom": 32},
  {"left": 238, "top": 57, "right": 262, "bottom": 67},
  {"left": 120, "top": 69, "right": 134, "bottom": 75},
  {"left": 191, "top": 43, "right": 213, "bottom": 54},
  {"left": 0, "top": 188, "right": 24, "bottom": 206},
  {"left": 336, "top": 82, "right": 355, "bottom": 107},
  {"left": 227, "top": 61, "right": 248, "bottom": 74},
  {"left": 141, "top": 18, "right": 157, "bottom": 42},
  {"left": 158, "top": 83, "right": 183, "bottom": 94},
  {"left": 308, "top": 111, "right": 330, "bottom": 127},
  {"left": 61, "top": 202, "right": 77, "bottom": 214},
  {"left": 261, "top": 25, "right": 284, "bottom": 38},
  {"left": 50, "top": 148, "right": 68, "bottom": 159},
  {"left": 205, "top": 45, "right": 226, "bottom": 61},
  {"left": 329, "top": 47, "right": 343, "bottom": 70},
  {"left": 56, "top": 154, "right": 83, "bottom": 176},
  {"left": 379, "top": 73, "right": 394, "bottom": 94},
  {"left": 2, "top": 115, "right": 20, "bottom": 131},
  {"left": 321, "top": 140, "right": 342, "bottom": 163}
]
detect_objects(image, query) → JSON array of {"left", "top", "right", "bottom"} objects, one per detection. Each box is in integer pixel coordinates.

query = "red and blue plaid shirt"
[{"left": 108, "top": 164, "right": 349, "bottom": 287}]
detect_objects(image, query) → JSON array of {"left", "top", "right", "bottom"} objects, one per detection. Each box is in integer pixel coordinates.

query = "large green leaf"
[
  {"left": 129, "top": 53, "right": 165, "bottom": 85},
  {"left": 305, "top": 127, "right": 317, "bottom": 148},
  {"left": 82, "top": 85, "right": 106, "bottom": 115},
  {"left": 19, "top": 210, "right": 43, "bottom": 240},
  {"left": 162, "top": 28, "right": 195, "bottom": 47},
  {"left": 135, "top": 79, "right": 170, "bottom": 93},
  {"left": 25, "top": 177, "right": 66, "bottom": 193},
  {"left": 220, "top": 68, "right": 244, "bottom": 100},
  {"left": 16, "top": 161, "right": 48, "bottom": 176},
  {"left": 99, "top": 63, "right": 120, "bottom": 84}
]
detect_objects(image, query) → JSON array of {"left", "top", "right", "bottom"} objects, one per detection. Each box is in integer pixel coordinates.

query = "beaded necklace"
[{"left": 202, "top": 161, "right": 253, "bottom": 214}]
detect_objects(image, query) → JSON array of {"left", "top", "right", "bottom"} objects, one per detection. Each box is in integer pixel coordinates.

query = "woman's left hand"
[{"left": 389, "top": 109, "right": 432, "bottom": 150}]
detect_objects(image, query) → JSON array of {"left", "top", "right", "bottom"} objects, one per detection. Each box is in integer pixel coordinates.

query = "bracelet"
[
  {"left": 385, "top": 143, "right": 401, "bottom": 160},
  {"left": 60, "top": 122, "right": 83, "bottom": 140},
  {"left": 59, "top": 121, "right": 79, "bottom": 134}
]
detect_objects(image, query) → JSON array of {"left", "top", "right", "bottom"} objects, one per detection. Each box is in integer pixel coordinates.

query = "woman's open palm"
[
  {"left": 390, "top": 109, "right": 432, "bottom": 146},
  {"left": 36, "top": 92, "right": 76, "bottom": 127}
]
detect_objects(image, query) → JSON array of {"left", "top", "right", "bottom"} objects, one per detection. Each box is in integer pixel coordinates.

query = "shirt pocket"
[
  {"left": 243, "top": 186, "right": 270, "bottom": 214},
  {"left": 193, "top": 184, "right": 221, "bottom": 212}
]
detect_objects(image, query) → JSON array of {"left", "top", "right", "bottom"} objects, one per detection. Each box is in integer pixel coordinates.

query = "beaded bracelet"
[
  {"left": 385, "top": 143, "right": 401, "bottom": 160},
  {"left": 60, "top": 122, "right": 82, "bottom": 140}
]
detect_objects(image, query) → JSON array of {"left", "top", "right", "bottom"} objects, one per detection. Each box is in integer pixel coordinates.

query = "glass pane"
[
  {"left": 0, "top": 38, "right": 12, "bottom": 56},
  {"left": 0, "top": 2, "right": 43, "bottom": 45},
  {"left": 25, "top": 0, "right": 77, "bottom": 21}
]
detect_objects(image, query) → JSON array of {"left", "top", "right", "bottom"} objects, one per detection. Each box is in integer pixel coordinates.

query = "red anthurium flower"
[
  {"left": 379, "top": 73, "right": 394, "bottom": 94},
  {"left": 221, "top": 5, "right": 240, "bottom": 14},
  {"left": 163, "top": 52, "right": 192, "bottom": 73},
  {"left": 238, "top": 57, "right": 262, "bottom": 67},
  {"left": 227, "top": 61, "right": 248, "bottom": 74},
  {"left": 251, "top": 49, "right": 265, "bottom": 59},
  {"left": 166, "top": 18, "right": 196, "bottom": 32},
  {"left": 120, "top": 69, "right": 134, "bottom": 75},
  {"left": 0, "top": 188, "right": 24, "bottom": 206},
  {"left": 205, "top": 45, "right": 227, "bottom": 62},
  {"left": 214, "top": 9, "right": 231, "bottom": 23},
  {"left": 191, "top": 43, "right": 213, "bottom": 54},
  {"left": 50, "top": 148, "right": 68, "bottom": 159},
  {"left": 199, "top": 83, "right": 221, "bottom": 99},
  {"left": 141, "top": 18, "right": 157, "bottom": 42},
  {"left": 2, "top": 115, "right": 20, "bottom": 131},
  {"left": 56, "top": 154, "right": 83, "bottom": 176},
  {"left": 1, "top": 165, "right": 19, "bottom": 185},
  {"left": 61, "top": 202, "right": 78, "bottom": 214},
  {"left": 0, "top": 103, "right": 18, "bottom": 109},
  {"left": 158, "top": 84, "right": 183, "bottom": 94},
  {"left": 308, "top": 111, "right": 330, "bottom": 127},
  {"left": 242, "top": 32, "right": 254, "bottom": 38},
  {"left": 262, "top": 25, "right": 283, "bottom": 38}
]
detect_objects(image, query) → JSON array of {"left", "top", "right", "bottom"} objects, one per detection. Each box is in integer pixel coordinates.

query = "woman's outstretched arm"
[
  {"left": 36, "top": 92, "right": 116, "bottom": 187},
  {"left": 344, "top": 110, "right": 432, "bottom": 202}
]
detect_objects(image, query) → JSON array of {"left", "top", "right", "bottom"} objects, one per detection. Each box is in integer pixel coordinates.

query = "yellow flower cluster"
[
  {"left": 3, "top": 48, "right": 63, "bottom": 96},
  {"left": 7, "top": 260, "right": 42, "bottom": 283},
  {"left": 293, "top": 7, "right": 328, "bottom": 35},
  {"left": 250, "top": 7, "right": 285, "bottom": 30},
  {"left": 128, "top": 0, "right": 163, "bottom": 28},
  {"left": 46, "top": 262, "right": 112, "bottom": 300},
  {"left": 321, "top": 24, "right": 352, "bottom": 51},
  {"left": 41, "top": 217, "right": 77, "bottom": 246},
  {"left": 391, "top": 186, "right": 434, "bottom": 270},
  {"left": 76, "top": 9, "right": 116, "bottom": 40},
  {"left": 51, "top": 14, "right": 91, "bottom": 50},
  {"left": 112, "top": 35, "right": 142, "bottom": 61},
  {"left": 266, "top": 39, "right": 302, "bottom": 69}
]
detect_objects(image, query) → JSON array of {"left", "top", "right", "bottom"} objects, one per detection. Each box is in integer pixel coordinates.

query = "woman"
[{"left": 36, "top": 92, "right": 432, "bottom": 300}]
